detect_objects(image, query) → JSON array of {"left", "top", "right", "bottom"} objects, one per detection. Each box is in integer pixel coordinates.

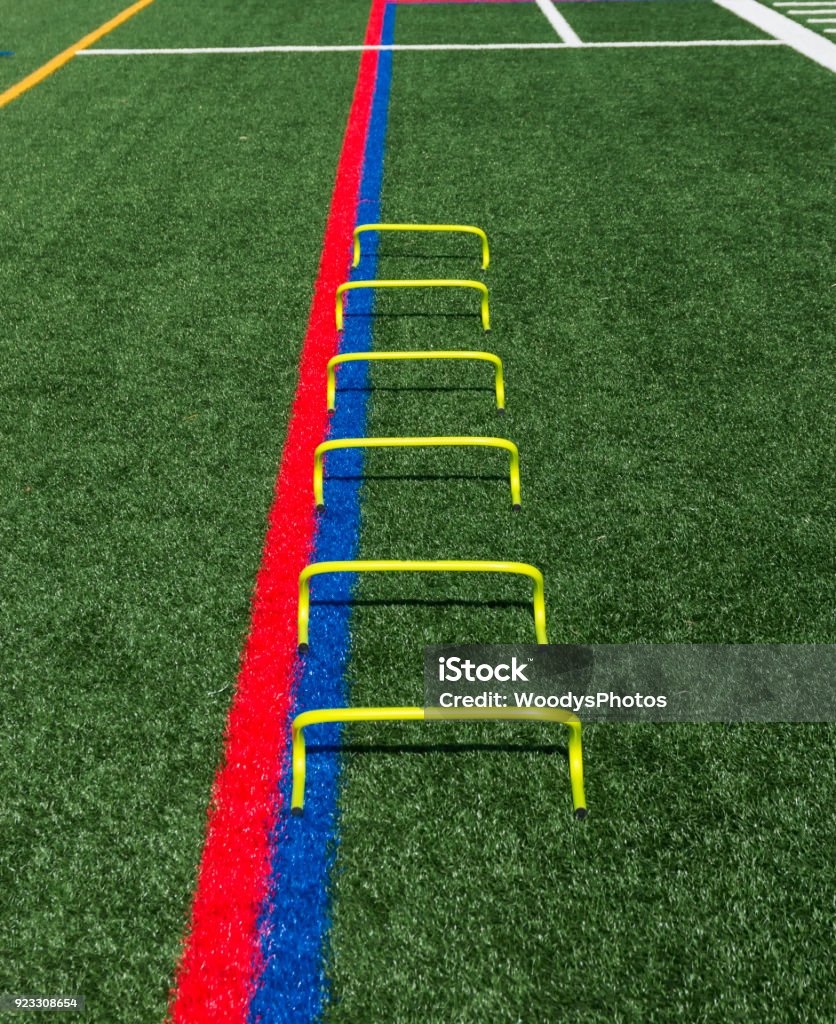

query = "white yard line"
[
  {"left": 533, "top": 0, "right": 583, "bottom": 46},
  {"left": 774, "top": 2, "right": 836, "bottom": 5},
  {"left": 579, "top": 39, "right": 783, "bottom": 47},
  {"left": 714, "top": 0, "right": 836, "bottom": 69},
  {"left": 808, "top": 17, "right": 836, "bottom": 20},
  {"left": 577, "top": 39, "right": 783, "bottom": 47},
  {"left": 78, "top": 40, "right": 785, "bottom": 56}
]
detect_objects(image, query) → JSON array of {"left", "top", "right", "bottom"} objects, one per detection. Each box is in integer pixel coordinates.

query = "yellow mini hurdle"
[
  {"left": 326, "top": 349, "right": 505, "bottom": 413},
  {"left": 335, "top": 279, "right": 490, "bottom": 331},
  {"left": 313, "top": 436, "right": 521, "bottom": 511},
  {"left": 290, "top": 705, "right": 587, "bottom": 819},
  {"left": 297, "top": 559, "right": 548, "bottom": 651},
  {"left": 352, "top": 223, "right": 490, "bottom": 270}
]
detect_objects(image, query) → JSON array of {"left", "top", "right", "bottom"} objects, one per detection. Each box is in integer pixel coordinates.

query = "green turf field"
[
  {"left": 395, "top": 0, "right": 767, "bottom": 42},
  {"left": 0, "top": 2, "right": 134, "bottom": 89},
  {"left": 0, "top": 7, "right": 358, "bottom": 1018},
  {"left": 98, "top": 0, "right": 374, "bottom": 49},
  {"left": 550, "top": 0, "right": 767, "bottom": 41},
  {"left": 330, "top": 35, "right": 835, "bottom": 1023},
  {"left": 1, "top": 2, "right": 834, "bottom": 1022}
]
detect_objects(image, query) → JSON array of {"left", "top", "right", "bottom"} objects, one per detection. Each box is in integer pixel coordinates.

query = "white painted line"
[
  {"left": 715, "top": 0, "right": 836, "bottom": 69},
  {"left": 774, "top": 2, "right": 836, "bottom": 5},
  {"left": 534, "top": 0, "right": 583, "bottom": 46},
  {"left": 570, "top": 39, "right": 784, "bottom": 48},
  {"left": 807, "top": 17, "right": 836, "bottom": 20},
  {"left": 77, "top": 40, "right": 785, "bottom": 56},
  {"left": 784, "top": 8, "right": 836, "bottom": 12},
  {"left": 81, "top": 44, "right": 542, "bottom": 54}
]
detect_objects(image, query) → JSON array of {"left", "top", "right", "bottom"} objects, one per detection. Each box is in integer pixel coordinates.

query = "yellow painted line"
[{"left": 0, "top": 0, "right": 157, "bottom": 110}]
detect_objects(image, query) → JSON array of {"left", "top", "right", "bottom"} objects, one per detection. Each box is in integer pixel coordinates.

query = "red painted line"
[{"left": 167, "top": 2, "right": 386, "bottom": 1022}]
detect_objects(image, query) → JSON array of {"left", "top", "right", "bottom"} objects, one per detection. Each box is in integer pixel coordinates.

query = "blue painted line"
[
  {"left": 0, "top": 52, "right": 14, "bottom": 57},
  {"left": 247, "top": 5, "right": 397, "bottom": 1024}
]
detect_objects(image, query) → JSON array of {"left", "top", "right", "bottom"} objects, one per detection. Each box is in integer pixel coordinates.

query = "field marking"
[
  {"left": 79, "top": 40, "right": 785, "bottom": 56},
  {"left": 166, "top": 0, "right": 390, "bottom": 1020},
  {"left": 534, "top": 0, "right": 583, "bottom": 44},
  {"left": 0, "top": 0, "right": 156, "bottom": 109},
  {"left": 714, "top": 0, "right": 836, "bottom": 69}
]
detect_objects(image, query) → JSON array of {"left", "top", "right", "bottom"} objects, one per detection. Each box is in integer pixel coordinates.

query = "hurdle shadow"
[
  {"left": 309, "top": 597, "right": 531, "bottom": 612},
  {"left": 329, "top": 472, "right": 506, "bottom": 484},
  {"left": 334, "top": 384, "right": 494, "bottom": 396},
  {"left": 306, "top": 739, "right": 570, "bottom": 759},
  {"left": 372, "top": 251, "right": 486, "bottom": 262},
  {"left": 342, "top": 311, "right": 479, "bottom": 323}
]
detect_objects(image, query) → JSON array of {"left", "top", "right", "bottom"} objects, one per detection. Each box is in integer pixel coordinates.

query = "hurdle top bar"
[{"left": 353, "top": 224, "right": 490, "bottom": 269}]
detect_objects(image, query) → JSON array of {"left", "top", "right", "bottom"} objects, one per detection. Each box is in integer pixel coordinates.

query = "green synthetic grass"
[
  {"left": 393, "top": 4, "right": 557, "bottom": 45},
  {"left": 98, "top": 0, "right": 376, "bottom": 49},
  {"left": 2, "top": 2, "right": 834, "bottom": 1023},
  {"left": 0, "top": 0, "right": 125, "bottom": 89},
  {"left": 393, "top": 0, "right": 767, "bottom": 46},
  {"left": 324, "top": 41, "right": 836, "bottom": 1024},
  {"left": 0, "top": 21, "right": 359, "bottom": 1021},
  {"left": 555, "top": 1, "right": 767, "bottom": 43}
]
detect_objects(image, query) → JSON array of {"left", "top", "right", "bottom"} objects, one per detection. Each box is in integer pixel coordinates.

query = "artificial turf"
[
  {"left": 322, "top": 34, "right": 836, "bottom": 1024},
  {"left": 0, "top": 14, "right": 360, "bottom": 1020},
  {"left": 97, "top": 0, "right": 376, "bottom": 49},
  {"left": 391, "top": 0, "right": 768, "bottom": 46},
  {"left": 1, "top": 1, "right": 834, "bottom": 1023},
  {"left": 0, "top": 0, "right": 127, "bottom": 90},
  {"left": 392, "top": 3, "right": 557, "bottom": 45},
  {"left": 552, "top": 0, "right": 768, "bottom": 43}
]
